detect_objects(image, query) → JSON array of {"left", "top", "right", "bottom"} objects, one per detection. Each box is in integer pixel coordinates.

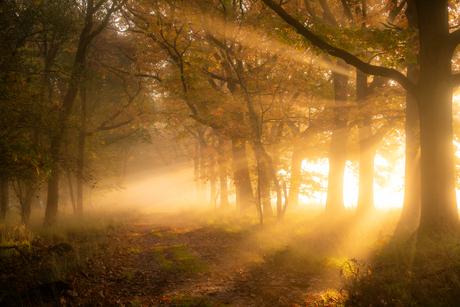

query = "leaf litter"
[{"left": 0, "top": 211, "right": 346, "bottom": 306}]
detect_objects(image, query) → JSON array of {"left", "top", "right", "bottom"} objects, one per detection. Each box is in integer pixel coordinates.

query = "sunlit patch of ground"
[{"left": 0, "top": 204, "right": 403, "bottom": 306}]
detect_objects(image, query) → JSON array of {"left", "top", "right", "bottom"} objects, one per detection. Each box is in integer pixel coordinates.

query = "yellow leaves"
[{"left": 33, "top": 0, "right": 42, "bottom": 4}]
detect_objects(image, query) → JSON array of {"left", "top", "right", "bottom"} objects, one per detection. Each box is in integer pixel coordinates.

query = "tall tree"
[
  {"left": 44, "top": 0, "right": 127, "bottom": 226},
  {"left": 262, "top": 0, "right": 460, "bottom": 232}
]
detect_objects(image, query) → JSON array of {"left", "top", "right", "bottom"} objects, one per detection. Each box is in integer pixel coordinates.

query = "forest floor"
[{"left": 0, "top": 208, "right": 398, "bottom": 306}]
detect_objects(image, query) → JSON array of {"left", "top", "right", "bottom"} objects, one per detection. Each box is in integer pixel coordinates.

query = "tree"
[
  {"left": 44, "top": 0, "right": 127, "bottom": 226},
  {"left": 262, "top": 0, "right": 460, "bottom": 232}
]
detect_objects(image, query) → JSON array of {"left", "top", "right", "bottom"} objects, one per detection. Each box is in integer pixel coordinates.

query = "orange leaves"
[{"left": 162, "top": 295, "right": 172, "bottom": 302}]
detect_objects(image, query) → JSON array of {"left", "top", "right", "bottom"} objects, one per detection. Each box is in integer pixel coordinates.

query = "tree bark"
[{"left": 417, "top": 0, "right": 458, "bottom": 231}]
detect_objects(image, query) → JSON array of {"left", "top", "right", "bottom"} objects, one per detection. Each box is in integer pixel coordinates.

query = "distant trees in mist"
[{"left": 2, "top": 0, "right": 460, "bottom": 235}]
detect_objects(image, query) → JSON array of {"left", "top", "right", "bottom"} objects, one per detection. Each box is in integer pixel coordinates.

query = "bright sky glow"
[{"left": 300, "top": 157, "right": 405, "bottom": 210}]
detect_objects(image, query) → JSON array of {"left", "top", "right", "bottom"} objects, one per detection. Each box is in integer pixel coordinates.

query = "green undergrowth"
[
  {"left": 342, "top": 229, "right": 460, "bottom": 306},
  {"left": 150, "top": 229, "right": 180, "bottom": 240},
  {"left": 172, "top": 295, "right": 213, "bottom": 307},
  {"left": 153, "top": 245, "right": 208, "bottom": 274}
]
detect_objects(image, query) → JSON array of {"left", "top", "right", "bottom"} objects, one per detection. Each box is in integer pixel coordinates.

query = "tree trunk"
[
  {"left": 44, "top": 141, "right": 62, "bottom": 226},
  {"left": 21, "top": 182, "right": 36, "bottom": 226},
  {"left": 43, "top": 0, "right": 121, "bottom": 227},
  {"left": 356, "top": 126, "right": 380, "bottom": 214},
  {"left": 209, "top": 153, "right": 217, "bottom": 207},
  {"left": 398, "top": 2, "right": 421, "bottom": 232},
  {"left": 325, "top": 59, "right": 350, "bottom": 214},
  {"left": 398, "top": 63, "right": 421, "bottom": 231},
  {"left": 198, "top": 131, "right": 207, "bottom": 204},
  {"left": 66, "top": 169, "right": 77, "bottom": 214},
  {"left": 416, "top": 0, "right": 459, "bottom": 231},
  {"left": 259, "top": 160, "right": 274, "bottom": 218},
  {"left": 288, "top": 148, "right": 304, "bottom": 208},
  {"left": 355, "top": 70, "right": 387, "bottom": 214},
  {"left": 0, "top": 178, "right": 8, "bottom": 220},
  {"left": 232, "top": 139, "right": 255, "bottom": 212},
  {"left": 76, "top": 76, "right": 87, "bottom": 215},
  {"left": 194, "top": 143, "right": 200, "bottom": 204},
  {"left": 217, "top": 137, "right": 230, "bottom": 208}
]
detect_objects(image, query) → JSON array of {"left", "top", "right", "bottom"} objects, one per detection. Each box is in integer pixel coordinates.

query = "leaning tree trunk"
[
  {"left": 417, "top": 0, "right": 459, "bottom": 231},
  {"left": 325, "top": 59, "right": 350, "bottom": 214}
]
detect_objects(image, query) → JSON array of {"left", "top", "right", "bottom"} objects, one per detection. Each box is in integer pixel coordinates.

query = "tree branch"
[{"left": 261, "top": 0, "right": 417, "bottom": 97}]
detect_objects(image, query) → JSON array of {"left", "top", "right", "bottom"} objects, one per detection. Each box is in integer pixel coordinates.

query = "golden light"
[{"left": 299, "top": 157, "right": 405, "bottom": 210}]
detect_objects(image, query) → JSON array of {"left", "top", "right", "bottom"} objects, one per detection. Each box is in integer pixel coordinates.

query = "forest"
[{"left": 1, "top": 0, "right": 460, "bottom": 306}]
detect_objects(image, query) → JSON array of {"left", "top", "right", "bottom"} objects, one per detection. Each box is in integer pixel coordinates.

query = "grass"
[
  {"left": 121, "top": 269, "right": 135, "bottom": 280},
  {"left": 341, "top": 229, "right": 460, "bottom": 306},
  {"left": 153, "top": 245, "right": 208, "bottom": 274},
  {"left": 4, "top": 205, "right": 459, "bottom": 306}
]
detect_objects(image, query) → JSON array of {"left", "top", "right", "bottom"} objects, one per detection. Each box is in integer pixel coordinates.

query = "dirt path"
[{"left": 72, "top": 212, "right": 344, "bottom": 306}]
